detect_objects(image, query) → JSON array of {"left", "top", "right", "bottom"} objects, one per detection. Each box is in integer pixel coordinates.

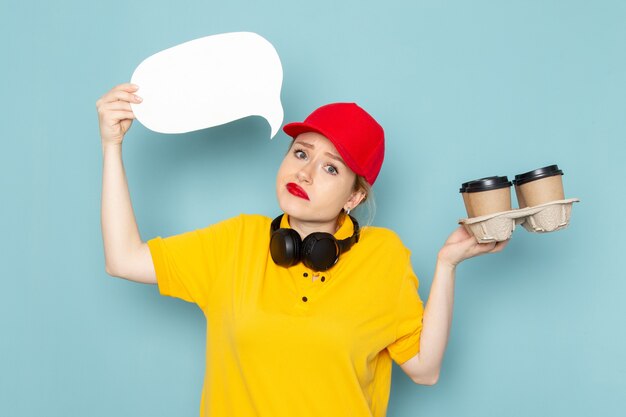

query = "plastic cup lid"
[
  {"left": 465, "top": 176, "right": 512, "bottom": 193},
  {"left": 459, "top": 176, "right": 499, "bottom": 193},
  {"left": 513, "top": 165, "right": 563, "bottom": 186}
]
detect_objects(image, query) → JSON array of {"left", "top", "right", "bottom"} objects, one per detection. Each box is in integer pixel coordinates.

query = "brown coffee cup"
[
  {"left": 461, "top": 176, "right": 512, "bottom": 217},
  {"left": 460, "top": 181, "right": 475, "bottom": 218},
  {"left": 460, "top": 177, "right": 497, "bottom": 217},
  {"left": 513, "top": 165, "right": 564, "bottom": 208}
]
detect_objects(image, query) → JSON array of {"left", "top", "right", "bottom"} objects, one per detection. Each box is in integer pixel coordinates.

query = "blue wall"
[{"left": 2, "top": 0, "right": 624, "bottom": 416}]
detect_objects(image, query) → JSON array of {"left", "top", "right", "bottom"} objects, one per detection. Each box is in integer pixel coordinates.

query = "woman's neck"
[{"left": 287, "top": 215, "right": 341, "bottom": 239}]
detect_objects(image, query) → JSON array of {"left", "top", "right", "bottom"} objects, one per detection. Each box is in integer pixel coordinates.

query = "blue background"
[{"left": 1, "top": 0, "right": 624, "bottom": 416}]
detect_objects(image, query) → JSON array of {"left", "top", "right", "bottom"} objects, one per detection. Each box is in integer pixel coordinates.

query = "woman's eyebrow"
[
  {"left": 294, "top": 141, "right": 314, "bottom": 149},
  {"left": 295, "top": 141, "right": 346, "bottom": 166},
  {"left": 325, "top": 152, "right": 346, "bottom": 166}
]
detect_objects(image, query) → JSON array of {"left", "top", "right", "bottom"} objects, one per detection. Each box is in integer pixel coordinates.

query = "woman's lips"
[{"left": 286, "top": 183, "right": 310, "bottom": 200}]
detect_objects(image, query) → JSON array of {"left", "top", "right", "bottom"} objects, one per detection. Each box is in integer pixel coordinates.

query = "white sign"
[{"left": 130, "top": 32, "right": 284, "bottom": 138}]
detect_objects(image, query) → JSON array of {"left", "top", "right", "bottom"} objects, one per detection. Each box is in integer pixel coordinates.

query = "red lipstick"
[{"left": 286, "top": 183, "right": 310, "bottom": 200}]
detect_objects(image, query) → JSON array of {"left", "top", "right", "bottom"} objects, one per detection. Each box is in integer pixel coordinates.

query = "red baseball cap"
[{"left": 282, "top": 103, "right": 385, "bottom": 185}]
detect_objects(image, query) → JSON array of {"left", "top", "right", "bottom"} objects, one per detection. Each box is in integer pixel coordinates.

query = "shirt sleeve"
[
  {"left": 386, "top": 264, "right": 425, "bottom": 365},
  {"left": 147, "top": 216, "right": 241, "bottom": 308}
]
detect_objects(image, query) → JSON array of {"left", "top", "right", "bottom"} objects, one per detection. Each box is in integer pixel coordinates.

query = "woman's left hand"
[{"left": 437, "top": 226, "right": 509, "bottom": 268}]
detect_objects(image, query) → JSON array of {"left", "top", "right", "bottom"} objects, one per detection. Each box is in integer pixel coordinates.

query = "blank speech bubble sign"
[{"left": 130, "top": 32, "right": 284, "bottom": 137}]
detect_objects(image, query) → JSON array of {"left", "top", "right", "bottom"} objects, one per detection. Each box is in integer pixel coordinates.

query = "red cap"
[{"left": 282, "top": 103, "right": 385, "bottom": 185}]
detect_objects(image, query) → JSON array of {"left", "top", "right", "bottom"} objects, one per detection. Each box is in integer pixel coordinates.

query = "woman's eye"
[
  {"left": 325, "top": 165, "right": 339, "bottom": 175},
  {"left": 294, "top": 149, "right": 307, "bottom": 159}
]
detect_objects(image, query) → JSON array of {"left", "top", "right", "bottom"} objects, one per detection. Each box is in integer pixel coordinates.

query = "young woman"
[{"left": 97, "top": 83, "right": 508, "bottom": 417}]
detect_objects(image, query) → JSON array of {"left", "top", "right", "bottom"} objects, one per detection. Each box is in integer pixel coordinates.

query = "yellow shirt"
[{"left": 147, "top": 214, "right": 424, "bottom": 417}]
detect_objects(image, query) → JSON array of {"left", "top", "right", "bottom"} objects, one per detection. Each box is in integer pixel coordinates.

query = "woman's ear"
[{"left": 345, "top": 189, "right": 367, "bottom": 212}]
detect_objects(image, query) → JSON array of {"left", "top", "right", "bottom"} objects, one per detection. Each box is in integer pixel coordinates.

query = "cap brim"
[{"left": 282, "top": 122, "right": 328, "bottom": 139}]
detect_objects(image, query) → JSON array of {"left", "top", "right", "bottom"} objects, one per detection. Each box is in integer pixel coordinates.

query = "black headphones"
[{"left": 269, "top": 214, "right": 360, "bottom": 272}]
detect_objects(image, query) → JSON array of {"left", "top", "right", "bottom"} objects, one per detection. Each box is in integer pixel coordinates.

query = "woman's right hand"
[{"left": 96, "top": 83, "right": 143, "bottom": 147}]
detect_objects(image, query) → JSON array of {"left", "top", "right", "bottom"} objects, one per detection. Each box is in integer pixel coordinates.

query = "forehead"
[{"left": 293, "top": 131, "right": 338, "bottom": 152}]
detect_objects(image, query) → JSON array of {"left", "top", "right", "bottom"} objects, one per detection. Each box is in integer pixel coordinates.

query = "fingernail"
[
  {"left": 135, "top": 95, "right": 142, "bottom": 102},
  {"left": 131, "top": 84, "right": 139, "bottom": 89}
]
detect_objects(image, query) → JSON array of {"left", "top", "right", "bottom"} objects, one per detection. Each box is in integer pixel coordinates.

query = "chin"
[
  {"left": 277, "top": 195, "right": 314, "bottom": 221},
  {"left": 277, "top": 197, "right": 306, "bottom": 218}
]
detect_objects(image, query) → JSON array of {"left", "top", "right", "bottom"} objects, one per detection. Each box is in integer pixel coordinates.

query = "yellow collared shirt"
[{"left": 148, "top": 214, "right": 424, "bottom": 417}]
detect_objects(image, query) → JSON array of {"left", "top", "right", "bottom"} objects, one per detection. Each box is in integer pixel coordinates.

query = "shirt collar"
[{"left": 280, "top": 214, "right": 355, "bottom": 240}]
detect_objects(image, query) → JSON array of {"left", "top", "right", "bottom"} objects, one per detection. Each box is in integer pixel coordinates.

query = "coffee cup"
[
  {"left": 513, "top": 165, "right": 564, "bottom": 208},
  {"left": 461, "top": 176, "right": 512, "bottom": 217},
  {"left": 460, "top": 177, "right": 496, "bottom": 217}
]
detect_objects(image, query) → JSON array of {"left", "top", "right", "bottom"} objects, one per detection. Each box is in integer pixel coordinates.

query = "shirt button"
[
  {"left": 302, "top": 296, "right": 308, "bottom": 302},
  {"left": 303, "top": 273, "right": 308, "bottom": 278}
]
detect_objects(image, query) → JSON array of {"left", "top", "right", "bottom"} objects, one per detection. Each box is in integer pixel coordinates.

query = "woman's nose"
[{"left": 296, "top": 163, "right": 313, "bottom": 183}]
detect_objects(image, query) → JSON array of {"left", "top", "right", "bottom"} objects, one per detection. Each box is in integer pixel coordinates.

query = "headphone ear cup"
[
  {"left": 270, "top": 229, "right": 302, "bottom": 267},
  {"left": 302, "top": 233, "right": 340, "bottom": 271}
]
